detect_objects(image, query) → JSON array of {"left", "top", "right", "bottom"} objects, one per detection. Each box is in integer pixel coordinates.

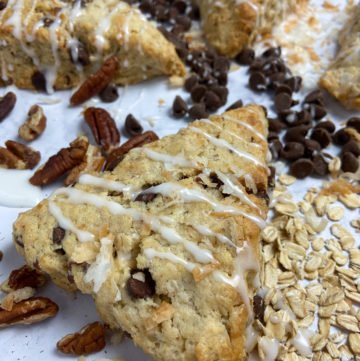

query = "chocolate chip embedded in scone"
[{"left": 126, "top": 269, "right": 156, "bottom": 299}]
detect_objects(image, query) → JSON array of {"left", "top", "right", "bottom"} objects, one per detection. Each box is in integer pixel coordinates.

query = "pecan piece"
[
  {"left": 64, "top": 144, "right": 105, "bottom": 186},
  {"left": 18, "top": 105, "right": 47, "bottom": 141},
  {"left": 5, "top": 265, "right": 46, "bottom": 291},
  {"left": 0, "top": 297, "right": 59, "bottom": 327},
  {"left": 106, "top": 131, "right": 159, "bottom": 170},
  {"left": 70, "top": 56, "right": 119, "bottom": 106},
  {"left": 0, "top": 140, "right": 40, "bottom": 169},
  {"left": 84, "top": 107, "right": 120, "bottom": 152},
  {"left": 0, "top": 92, "right": 16, "bottom": 122},
  {"left": 57, "top": 322, "right": 106, "bottom": 355},
  {"left": 30, "top": 136, "right": 88, "bottom": 186}
]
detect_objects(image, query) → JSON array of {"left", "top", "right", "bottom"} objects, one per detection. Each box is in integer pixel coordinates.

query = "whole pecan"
[
  {"left": 0, "top": 140, "right": 40, "bottom": 169},
  {"left": 106, "top": 131, "right": 159, "bottom": 170},
  {"left": 0, "top": 92, "right": 16, "bottom": 122},
  {"left": 6, "top": 265, "right": 46, "bottom": 291},
  {"left": 0, "top": 297, "right": 59, "bottom": 327},
  {"left": 57, "top": 322, "right": 106, "bottom": 355},
  {"left": 18, "top": 105, "right": 47, "bottom": 141},
  {"left": 84, "top": 107, "right": 120, "bottom": 152},
  {"left": 70, "top": 56, "right": 119, "bottom": 106},
  {"left": 30, "top": 136, "right": 88, "bottom": 186}
]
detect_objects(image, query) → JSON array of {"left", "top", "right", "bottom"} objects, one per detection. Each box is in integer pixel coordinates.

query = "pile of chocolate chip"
[{"left": 237, "top": 46, "right": 360, "bottom": 179}]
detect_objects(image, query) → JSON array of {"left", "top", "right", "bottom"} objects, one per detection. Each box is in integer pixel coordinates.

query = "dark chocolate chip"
[
  {"left": 52, "top": 227, "right": 65, "bottom": 244},
  {"left": 284, "top": 76, "right": 302, "bottom": 92},
  {"left": 204, "top": 91, "right": 221, "bottom": 112},
  {"left": 306, "top": 103, "right": 327, "bottom": 121},
  {"left": 0, "top": 1, "right": 8, "bottom": 10},
  {"left": 0, "top": 250, "right": 3, "bottom": 261},
  {"left": 314, "top": 120, "right": 335, "bottom": 134},
  {"left": 213, "top": 56, "right": 230, "bottom": 73},
  {"left": 188, "top": 5, "right": 200, "bottom": 20},
  {"left": 268, "top": 72, "right": 286, "bottom": 89},
  {"left": 284, "top": 125, "right": 309, "bottom": 142},
  {"left": 280, "top": 142, "right": 305, "bottom": 160},
  {"left": 172, "top": 0, "right": 187, "bottom": 13},
  {"left": 126, "top": 269, "right": 156, "bottom": 299},
  {"left": 135, "top": 192, "right": 157, "bottom": 203},
  {"left": 275, "top": 84, "right": 292, "bottom": 96},
  {"left": 99, "top": 83, "right": 119, "bottom": 103},
  {"left": 172, "top": 95, "right": 188, "bottom": 118},
  {"left": 191, "top": 84, "right": 207, "bottom": 102},
  {"left": 211, "top": 86, "right": 228, "bottom": 105},
  {"left": 175, "top": 15, "right": 191, "bottom": 31},
  {"left": 290, "top": 158, "right": 314, "bottom": 179},
  {"left": 341, "top": 152, "right": 359, "bottom": 173},
  {"left": 304, "top": 89, "right": 324, "bottom": 106},
  {"left": 226, "top": 99, "right": 243, "bottom": 111},
  {"left": 253, "top": 295, "right": 265, "bottom": 324},
  {"left": 269, "top": 139, "right": 283, "bottom": 160},
  {"left": 342, "top": 140, "right": 360, "bottom": 157},
  {"left": 249, "top": 71, "right": 267, "bottom": 91},
  {"left": 303, "top": 139, "right": 321, "bottom": 158},
  {"left": 262, "top": 46, "right": 281, "bottom": 58},
  {"left": 268, "top": 118, "right": 286, "bottom": 133},
  {"left": 275, "top": 92, "right": 293, "bottom": 113},
  {"left": 333, "top": 128, "right": 350, "bottom": 145},
  {"left": 280, "top": 109, "right": 312, "bottom": 127},
  {"left": 347, "top": 117, "right": 360, "bottom": 132},
  {"left": 312, "top": 154, "right": 328, "bottom": 176},
  {"left": 70, "top": 42, "right": 90, "bottom": 67},
  {"left": 310, "top": 128, "right": 331, "bottom": 148},
  {"left": 184, "top": 74, "right": 199, "bottom": 92},
  {"left": 216, "top": 71, "right": 228, "bottom": 86},
  {"left": 31, "top": 71, "right": 47, "bottom": 92},
  {"left": 235, "top": 48, "right": 255, "bottom": 65},
  {"left": 268, "top": 132, "right": 279, "bottom": 141},
  {"left": 139, "top": 0, "right": 153, "bottom": 14},
  {"left": 124, "top": 114, "right": 143, "bottom": 137},
  {"left": 188, "top": 103, "right": 209, "bottom": 120},
  {"left": 249, "top": 59, "right": 264, "bottom": 73}
]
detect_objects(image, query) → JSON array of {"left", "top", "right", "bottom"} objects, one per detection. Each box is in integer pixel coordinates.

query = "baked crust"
[
  {"left": 14, "top": 105, "right": 269, "bottom": 361},
  {"left": 196, "top": 0, "right": 297, "bottom": 57},
  {"left": 320, "top": 4, "right": 360, "bottom": 109},
  {"left": 0, "top": 0, "right": 185, "bottom": 92}
]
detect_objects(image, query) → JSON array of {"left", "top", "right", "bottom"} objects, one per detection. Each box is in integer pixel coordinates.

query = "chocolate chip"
[
  {"left": 99, "top": 83, "right": 119, "bottom": 103},
  {"left": 249, "top": 59, "right": 264, "bottom": 73},
  {"left": 268, "top": 118, "right": 286, "bottom": 133},
  {"left": 275, "top": 84, "right": 292, "bottom": 96},
  {"left": 268, "top": 72, "right": 286, "bottom": 89},
  {"left": 284, "top": 76, "right": 302, "bottom": 92},
  {"left": 249, "top": 71, "right": 266, "bottom": 91},
  {"left": 268, "top": 132, "right": 279, "bottom": 141},
  {"left": 188, "top": 103, "right": 208, "bottom": 120},
  {"left": 269, "top": 139, "right": 283, "bottom": 160},
  {"left": 70, "top": 42, "right": 90, "bottom": 67},
  {"left": 262, "top": 46, "right": 281, "bottom": 58},
  {"left": 268, "top": 166, "right": 276, "bottom": 188},
  {"left": 184, "top": 74, "right": 198, "bottom": 92},
  {"left": 275, "top": 92, "right": 293, "bottom": 113},
  {"left": 310, "top": 128, "right": 331, "bottom": 148},
  {"left": 216, "top": 71, "right": 228, "bottom": 86},
  {"left": 211, "top": 86, "right": 228, "bottom": 105},
  {"left": 235, "top": 48, "right": 255, "bottom": 65},
  {"left": 175, "top": 15, "right": 191, "bottom": 31},
  {"left": 172, "top": 95, "right": 188, "bottom": 118},
  {"left": 304, "top": 89, "right": 324, "bottom": 106},
  {"left": 253, "top": 295, "right": 265, "bottom": 324},
  {"left": 333, "top": 128, "right": 350, "bottom": 145},
  {"left": 290, "top": 158, "right": 314, "bottom": 179},
  {"left": 280, "top": 110, "right": 311, "bottom": 127},
  {"left": 191, "top": 84, "right": 207, "bottom": 102},
  {"left": 281, "top": 142, "right": 305, "bottom": 160},
  {"left": 341, "top": 152, "right": 359, "bottom": 173},
  {"left": 226, "top": 99, "right": 243, "bottom": 111},
  {"left": 52, "top": 227, "right": 65, "bottom": 244},
  {"left": 284, "top": 125, "right": 309, "bottom": 142},
  {"left": 135, "top": 192, "right": 156, "bottom": 203},
  {"left": 31, "top": 71, "right": 47, "bottom": 92},
  {"left": 126, "top": 269, "right": 156, "bottom": 299},
  {"left": 204, "top": 91, "right": 221, "bottom": 112},
  {"left": 188, "top": 4, "right": 200, "bottom": 19},
  {"left": 125, "top": 114, "right": 143, "bottom": 137},
  {"left": 342, "top": 140, "right": 360, "bottom": 157},
  {"left": 172, "top": 0, "right": 187, "bottom": 13},
  {"left": 312, "top": 154, "right": 328, "bottom": 176},
  {"left": 306, "top": 103, "right": 327, "bottom": 121},
  {"left": 14, "top": 235, "right": 24, "bottom": 248},
  {"left": 347, "top": 117, "right": 360, "bottom": 132},
  {"left": 303, "top": 139, "right": 321, "bottom": 158},
  {"left": 314, "top": 120, "right": 335, "bottom": 134},
  {"left": 213, "top": 56, "right": 230, "bottom": 74},
  {"left": 0, "top": 1, "right": 8, "bottom": 10}
]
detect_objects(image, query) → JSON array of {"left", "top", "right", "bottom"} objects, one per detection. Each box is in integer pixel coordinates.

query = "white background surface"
[{"left": 0, "top": 1, "right": 359, "bottom": 360}]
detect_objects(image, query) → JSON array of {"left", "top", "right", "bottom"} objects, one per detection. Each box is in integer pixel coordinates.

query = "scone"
[
  {"left": 320, "top": 4, "right": 360, "bottom": 110},
  {"left": 14, "top": 105, "right": 269, "bottom": 361},
  {"left": 196, "top": 0, "right": 297, "bottom": 57},
  {"left": 0, "top": 0, "right": 185, "bottom": 92}
]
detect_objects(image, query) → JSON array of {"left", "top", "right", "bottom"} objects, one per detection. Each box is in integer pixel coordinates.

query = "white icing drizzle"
[
  {"left": 53, "top": 188, "right": 215, "bottom": 263},
  {"left": 142, "top": 149, "right": 198, "bottom": 169},
  {"left": 5, "top": 0, "right": 24, "bottom": 39},
  {"left": 83, "top": 237, "right": 113, "bottom": 293},
  {"left": 122, "top": 8, "right": 132, "bottom": 52},
  {"left": 78, "top": 174, "right": 134, "bottom": 194},
  {"left": 67, "top": 0, "right": 83, "bottom": 68},
  {"left": 48, "top": 201, "right": 95, "bottom": 242},
  {"left": 212, "top": 243, "right": 258, "bottom": 318},
  {"left": 223, "top": 115, "right": 267, "bottom": 142},
  {"left": 191, "top": 224, "right": 237, "bottom": 249},
  {"left": 141, "top": 182, "right": 266, "bottom": 229},
  {"left": 189, "top": 126, "right": 266, "bottom": 169}
]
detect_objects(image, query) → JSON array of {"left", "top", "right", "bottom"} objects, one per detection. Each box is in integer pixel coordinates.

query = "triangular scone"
[
  {"left": 196, "top": 0, "right": 297, "bottom": 57},
  {"left": 0, "top": 0, "right": 185, "bottom": 92},
  {"left": 14, "top": 105, "right": 269, "bottom": 361},
  {"left": 320, "top": 5, "right": 360, "bottom": 109}
]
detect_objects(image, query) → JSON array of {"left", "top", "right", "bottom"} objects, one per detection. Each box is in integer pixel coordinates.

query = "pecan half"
[
  {"left": 70, "top": 56, "right": 119, "bottom": 106},
  {"left": 0, "top": 92, "right": 16, "bottom": 122},
  {"left": 0, "top": 297, "right": 59, "bottom": 327},
  {"left": 30, "top": 136, "right": 88, "bottom": 186},
  {"left": 18, "top": 105, "right": 47, "bottom": 141},
  {"left": 64, "top": 144, "right": 105, "bottom": 186},
  {"left": 6, "top": 265, "right": 46, "bottom": 291},
  {"left": 57, "top": 322, "right": 106, "bottom": 355},
  {"left": 106, "top": 131, "right": 159, "bottom": 170},
  {"left": 84, "top": 107, "right": 120, "bottom": 152},
  {"left": 0, "top": 140, "right": 40, "bottom": 169}
]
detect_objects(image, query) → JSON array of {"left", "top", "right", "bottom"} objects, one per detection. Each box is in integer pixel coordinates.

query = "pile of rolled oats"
[{"left": 253, "top": 173, "right": 360, "bottom": 361}]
